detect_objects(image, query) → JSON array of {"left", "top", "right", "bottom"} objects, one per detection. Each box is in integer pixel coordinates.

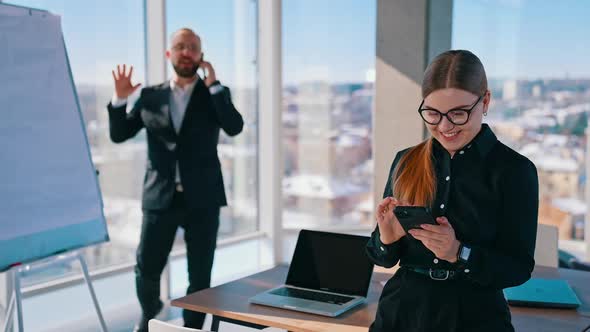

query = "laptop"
[
  {"left": 503, "top": 278, "right": 582, "bottom": 309},
  {"left": 249, "top": 230, "right": 374, "bottom": 317}
]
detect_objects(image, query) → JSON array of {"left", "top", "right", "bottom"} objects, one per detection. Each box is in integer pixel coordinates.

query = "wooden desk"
[{"left": 172, "top": 265, "right": 590, "bottom": 332}]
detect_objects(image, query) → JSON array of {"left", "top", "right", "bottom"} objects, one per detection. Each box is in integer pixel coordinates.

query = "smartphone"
[
  {"left": 393, "top": 206, "right": 437, "bottom": 234},
  {"left": 198, "top": 52, "right": 206, "bottom": 78}
]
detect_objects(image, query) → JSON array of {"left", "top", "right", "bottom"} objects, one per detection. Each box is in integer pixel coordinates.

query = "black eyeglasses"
[{"left": 418, "top": 95, "right": 483, "bottom": 125}]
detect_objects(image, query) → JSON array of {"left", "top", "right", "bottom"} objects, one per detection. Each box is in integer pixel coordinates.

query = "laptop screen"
[{"left": 285, "top": 230, "right": 374, "bottom": 297}]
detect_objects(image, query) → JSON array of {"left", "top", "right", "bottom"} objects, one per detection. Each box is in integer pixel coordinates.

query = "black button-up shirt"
[{"left": 367, "top": 124, "right": 539, "bottom": 290}]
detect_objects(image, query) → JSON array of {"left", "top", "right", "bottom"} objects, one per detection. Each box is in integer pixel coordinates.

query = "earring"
[{"left": 483, "top": 112, "right": 488, "bottom": 116}]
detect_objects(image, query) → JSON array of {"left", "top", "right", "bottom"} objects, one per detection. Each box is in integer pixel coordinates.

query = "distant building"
[
  {"left": 503, "top": 80, "right": 518, "bottom": 101},
  {"left": 538, "top": 197, "right": 586, "bottom": 240},
  {"left": 282, "top": 82, "right": 373, "bottom": 225},
  {"left": 283, "top": 174, "right": 368, "bottom": 223},
  {"left": 532, "top": 85, "right": 543, "bottom": 98},
  {"left": 518, "top": 137, "right": 581, "bottom": 200},
  {"left": 535, "top": 156, "right": 579, "bottom": 198}
]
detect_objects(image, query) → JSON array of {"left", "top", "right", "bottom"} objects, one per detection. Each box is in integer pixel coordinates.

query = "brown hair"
[{"left": 392, "top": 50, "right": 488, "bottom": 206}]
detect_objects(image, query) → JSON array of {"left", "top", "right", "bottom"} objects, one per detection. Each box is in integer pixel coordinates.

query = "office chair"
[
  {"left": 570, "top": 260, "right": 590, "bottom": 272},
  {"left": 559, "top": 249, "right": 590, "bottom": 272},
  {"left": 535, "top": 224, "right": 558, "bottom": 267},
  {"left": 148, "top": 319, "right": 207, "bottom": 332},
  {"left": 558, "top": 249, "right": 579, "bottom": 268}
]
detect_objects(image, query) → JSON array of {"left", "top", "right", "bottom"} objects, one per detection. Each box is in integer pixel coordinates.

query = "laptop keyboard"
[{"left": 271, "top": 287, "right": 354, "bottom": 305}]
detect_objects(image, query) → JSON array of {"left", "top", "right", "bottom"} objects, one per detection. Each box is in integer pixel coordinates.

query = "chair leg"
[{"left": 210, "top": 315, "right": 221, "bottom": 331}]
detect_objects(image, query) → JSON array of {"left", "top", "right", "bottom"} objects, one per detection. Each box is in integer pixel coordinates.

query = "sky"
[
  {"left": 4, "top": 0, "right": 590, "bottom": 86},
  {"left": 452, "top": 0, "right": 590, "bottom": 80}
]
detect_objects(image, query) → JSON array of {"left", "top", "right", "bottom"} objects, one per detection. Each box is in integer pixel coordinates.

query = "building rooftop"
[
  {"left": 552, "top": 197, "right": 587, "bottom": 215},
  {"left": 283, "top": 174, "right": 368, "bottom": 199}
]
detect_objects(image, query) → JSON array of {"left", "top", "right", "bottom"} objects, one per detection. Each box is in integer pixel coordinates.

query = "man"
[{"left": 107, "top": 28, "right": 243, "bottom": 331}]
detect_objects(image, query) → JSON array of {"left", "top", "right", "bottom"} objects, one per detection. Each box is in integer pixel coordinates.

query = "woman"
[{"left": 367, "top": 50, "right": 538, "bottom": 331}]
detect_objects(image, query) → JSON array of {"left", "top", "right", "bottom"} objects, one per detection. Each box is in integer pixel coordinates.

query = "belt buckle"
[{"left": 429, "top": 269, "right": 450, "bottom": 281}]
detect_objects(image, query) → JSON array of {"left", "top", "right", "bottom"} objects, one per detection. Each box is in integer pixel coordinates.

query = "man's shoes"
[
  {"left": 132, "top": 321, "right": 149, "bottom": 332},
  {"left": 132, "top": 301, "right": 164, "bottom": 332}
]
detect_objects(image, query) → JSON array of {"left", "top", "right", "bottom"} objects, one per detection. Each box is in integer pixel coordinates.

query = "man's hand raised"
[{"left": 112, "top": 64, "right": 141, "bottom": 99}]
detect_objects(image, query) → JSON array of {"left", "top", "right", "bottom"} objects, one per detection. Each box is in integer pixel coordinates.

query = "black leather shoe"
[
  {"left": 132, "top": 301, "right": 164, "bottom": 332},
  {"left": 132, "top": 323, "right": 148, "bottom": 332}
]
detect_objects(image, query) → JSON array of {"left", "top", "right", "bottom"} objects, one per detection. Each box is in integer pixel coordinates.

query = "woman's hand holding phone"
[
  {"left": 408, "top": 216, "right": 461, "bottom": 263},
  {"left": 376, "top": 197, "right": 406, "bottom": 245}
]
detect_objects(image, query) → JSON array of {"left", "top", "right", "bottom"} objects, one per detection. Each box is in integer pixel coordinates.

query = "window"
[
  {"left": 166, "top": 0, "right": 259, "bottom": 245},
  {"left": 453, "top": 0, "right": 590, "bottom": 256},
  {"left": 282, "top": 0, "right": 376, "bottom": 229}
]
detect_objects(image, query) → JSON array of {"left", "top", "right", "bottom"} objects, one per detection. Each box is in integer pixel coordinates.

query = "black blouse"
[{"left": 366, "top": 124, "right": 539, "bottom": 290}]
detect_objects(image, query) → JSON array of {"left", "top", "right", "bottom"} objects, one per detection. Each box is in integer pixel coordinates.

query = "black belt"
[{"left": 404, "top": 266, "right": 459, "bottom": 281}]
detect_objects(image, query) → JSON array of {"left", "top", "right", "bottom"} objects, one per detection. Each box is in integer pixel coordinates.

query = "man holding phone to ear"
[{"left": 107, "top": 27, "right": 243, "bottom": 331}]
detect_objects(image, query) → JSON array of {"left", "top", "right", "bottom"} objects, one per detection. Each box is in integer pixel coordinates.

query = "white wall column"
[
  {"left": 144, "top": 0, "right": 167, "bottom": 85},
  {"left": 373, "top": 0, "right": 452, "bottom": 210},
  {"left": 258, "top": 0, "right": 283, "bottom": 265},
  {"left": 144, "top": 0, "right": 170, "bottom": 299},
  {"left": 585, "top": 127, "right": 590, "bottom": 260}
]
